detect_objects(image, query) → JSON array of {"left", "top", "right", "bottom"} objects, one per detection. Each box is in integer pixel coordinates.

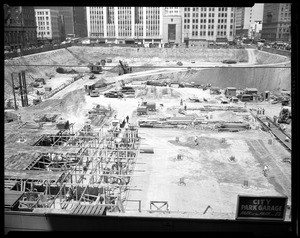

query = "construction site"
[{"left": 4, "top": 46, "right": 292, "bottom": 222}]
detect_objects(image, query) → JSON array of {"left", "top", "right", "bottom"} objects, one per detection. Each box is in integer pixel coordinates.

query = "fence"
[
  {"left": 261, "top": 47, "right": 291, "bottom": 58},
  {"left": 4, "top": 43, "right": 73, "bottom": 60}
]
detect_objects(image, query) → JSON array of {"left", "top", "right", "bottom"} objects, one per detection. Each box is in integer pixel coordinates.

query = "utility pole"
[
  {"left": 11, "top": 73, "right": 18, "bottom": 110},
  {"left": 18, "top": 72, "right": 24, "bottom": 107}
]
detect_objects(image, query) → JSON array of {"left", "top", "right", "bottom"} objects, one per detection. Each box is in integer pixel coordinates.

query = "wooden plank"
[
  {"left": 90, "top": 204, "right": 99, "bottom": 215},
  {"left": 81, "top": 205, "right": 89, "bottom": 214},
  {"left": 94, "top": 205, "right": 103, "bottom": 215},
  {"left": 72, "top": 203, "right": 81, "bottom": 214},
  {"left": 85, "top": 205, "right": 94, "bottom": 214},
  {"left": 77, "top": 205, "right": 86, "bottom": 215}
]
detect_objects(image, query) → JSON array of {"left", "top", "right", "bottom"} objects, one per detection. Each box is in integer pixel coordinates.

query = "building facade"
[
  {"left": 235, "top": 4, "right": 264, "bottom": 39},
  {"left": 4, "top": 5, "right": 37, "bottom": 50},
  {"left": 162, "top": 7, "right": 182, "bottom": 44},
  {"left": 35, "top": 9, "right": 61, "bottom": 44},
  {"left": 181, "top": 7, "right": 236, "bottom": 43},
  {"left": 86, "top": 7, "right": 163, "bottom": 46},
  {"left": 261, "top": 3, "right": 291, "bottom": 42},
  {"left": 34, "top": 7, "right": 87, "bottom": 39}
]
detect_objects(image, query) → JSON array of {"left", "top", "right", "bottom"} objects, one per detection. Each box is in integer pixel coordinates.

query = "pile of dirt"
[
  {"left": 135, "top": 87, "right": 181, "bottom": 99},
  {"left": 20, "top": 89, "right": 87, "bottom": 124},
  {"left": 210, "top": 111, "right": 241, "bottom": 122}
]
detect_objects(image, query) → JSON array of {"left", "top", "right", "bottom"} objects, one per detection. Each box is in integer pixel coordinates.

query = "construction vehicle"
[
  {"left": 35, "top": 78, "right": 46, "bottom": 85},
  {"left": 90, "top": 90, "right": 100, "bottom": 97},
  {"left": 210, "top": 87, "right": 221, "bottom": 95},
  {"left": 146, "top": 80, "right": 168, "bottom": 87},
  {"left": 120, "top": 86, "right": 135, "bottom": 94},
  {"left": 88, "top": 62, "right": 103, "bottom": 74},
  {"left": 137, "top": 106, "right": 147, "bottom": 116},
  {"left": 141, "top": 102, "right": 156, "bottom": 111},
  {"left": 278, "top": 106, "right": 291, "bottom": 124},
  {"left": 118, "top": 60, "right": 132, "bottom": 75},
  {"left": 89, "top": 73, "right": 96, "bottom": 79}
]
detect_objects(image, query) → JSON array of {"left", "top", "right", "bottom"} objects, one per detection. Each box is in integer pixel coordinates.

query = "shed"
[
  {"left": 146, "top": 102, "right": 156, "bottom": 111},
  {"left": 245, "top": 88, "right": 258, "bottom": 95},
  {"left": 225, "top": 87, "right": 237, "bottom": 97}
]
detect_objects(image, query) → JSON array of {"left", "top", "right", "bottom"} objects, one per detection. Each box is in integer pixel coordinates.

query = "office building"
[
  {"left": 86, "top": 7, "right": 163, "bottom": 46},
  {"left": 35, "top": 7, "right": 87, "bottom": 39},
  {"left": 235, "top": 4, "right": 264, "bottom": 38},
  {"left": 261, "top": 3, "right": 291, "bottom": 42},
  {"left": 4, "top": 5, "right": 37, "bottom": 49},
  {"left": 182, "top": 7, "right": 236, "bottom": 44},
  {"left": 35, "top": 9, "right": 61, "bottom": 44}
]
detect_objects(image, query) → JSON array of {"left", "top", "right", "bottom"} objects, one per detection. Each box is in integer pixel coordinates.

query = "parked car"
[{"left": 104, "top": 91, "right": 123, "bottom": 98}]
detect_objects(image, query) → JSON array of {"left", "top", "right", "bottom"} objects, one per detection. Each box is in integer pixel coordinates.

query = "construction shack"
[
  {"left": 225, "top": 87, "right": 236, "bottom": 97},
  {"left": 84, "top": 82, "right": 96, "bottom": 95},
  {"left": 210, "top": 87, "right": 221, "bottom": 95},
  {"left": 244, "top": 88, "right": 258, "bottom": 96}
]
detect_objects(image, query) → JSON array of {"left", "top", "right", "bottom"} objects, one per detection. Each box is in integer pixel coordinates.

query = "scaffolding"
[{"left": 6, "top": 124, "right": 141, "bottom": 214}]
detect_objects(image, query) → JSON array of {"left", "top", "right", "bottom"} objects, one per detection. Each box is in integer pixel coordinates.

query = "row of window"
[
  {"left": 38, "top": 21, "right": 49, "bottom": 25},
  {"left": 38, "top": 26, "right": 50, "bottom": 30},
  {"left": 185, "top": 7, "right": 233, "bottom": 12},
  {"left": 36, "top": 16, "right": 49, "bottom": 21},
  {"left": 37, "top": 31, "right": 50, "bottom": 35},
  {"left": 36, "top": 11, "right": 49, "bottom": 15}
]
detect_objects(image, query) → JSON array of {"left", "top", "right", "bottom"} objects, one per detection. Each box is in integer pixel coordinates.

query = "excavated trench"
[{"left": 4, "top": 46, "right": 291, "bottom": 101}]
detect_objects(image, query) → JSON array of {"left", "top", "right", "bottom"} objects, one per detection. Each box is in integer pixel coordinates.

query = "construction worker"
[
  {"left": 263, "top": 165, "right": 269, "bottom": 177},
  {"left": 184, "top": 104, "right": 187, "bottom": 111},
  {"left": 17, "top": 113, "right": 22, "bottom": 124},
  {"left": 180, "top": 98, "right": 183, "bottom": 106},
  {"left": 194, "top": 135, "right": 198, "bottom": 146},
  {"left": 262, "top": 108, "right": 265, "bottom": 115},
  {"left": 126, "top": 115, "right": 129, "bottom": 123}
]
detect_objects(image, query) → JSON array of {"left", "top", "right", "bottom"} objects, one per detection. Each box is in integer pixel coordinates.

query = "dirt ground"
[{"left": 4, "top": 46, "right": 292, "bottom": 220}]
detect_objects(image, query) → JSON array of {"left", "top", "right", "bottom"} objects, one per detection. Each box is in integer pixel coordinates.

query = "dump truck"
[{"left": 118, "top": 60, "right": 132, "bottom": 75}]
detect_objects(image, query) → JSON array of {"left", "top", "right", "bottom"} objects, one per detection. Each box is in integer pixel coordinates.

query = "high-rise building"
[
  {"left": 235, "top": 4, "right": 264, "bottom": 38},
  {"left": 34, "top": 9, "right": 61, "bottom": 44},
  {"left": 4, "top": 5, "right": 37, "bottom": 49},
  {"left": 34, "top": 7, "right": 87, "bottom": 38},
  {"left": 261, "top": 3, "right": 291, "bottom": 42},
  {"left": 182, "top": 7, "right": 236, "bottom": 42},
  {"left": 86, "top": 7, "right": 163, "bottom": 46}
]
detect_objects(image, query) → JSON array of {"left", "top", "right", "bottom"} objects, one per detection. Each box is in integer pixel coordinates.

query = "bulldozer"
[
  {"left": 278, "top": 106, "right": 291, "bottom": 124},
  {"left": 118, "top": 60, "right": 132, "bottom": 75}
]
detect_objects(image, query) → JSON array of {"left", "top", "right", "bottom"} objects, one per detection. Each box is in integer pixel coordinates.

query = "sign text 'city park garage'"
[{"left": 236, "top": 195, "right": 287, "bottom": 220}]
